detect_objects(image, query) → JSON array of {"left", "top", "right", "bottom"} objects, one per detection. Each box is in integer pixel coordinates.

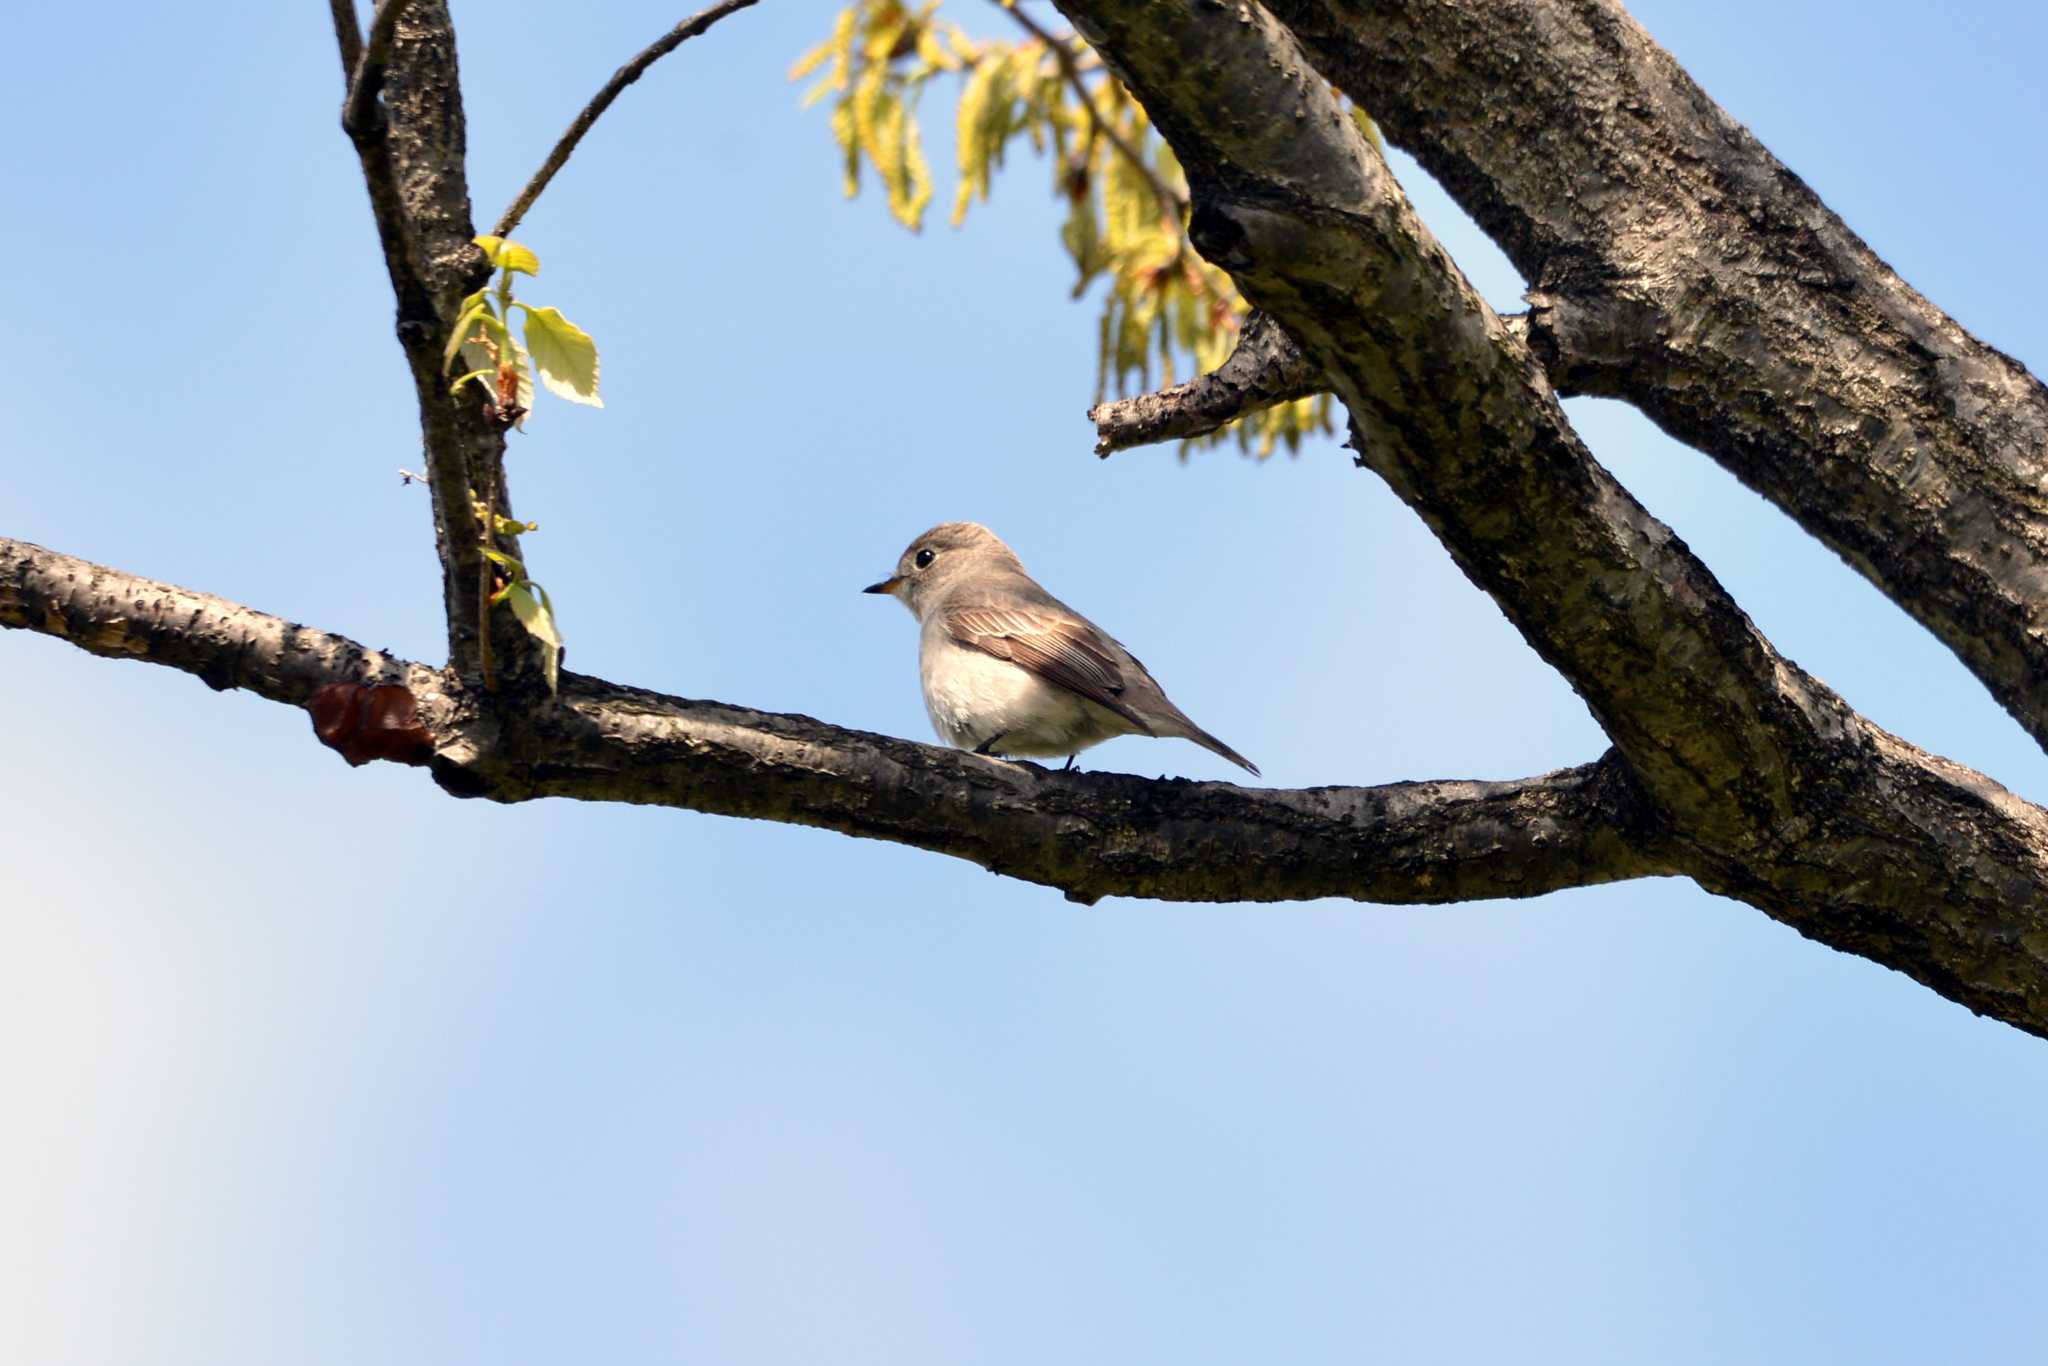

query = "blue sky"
[{"left": 6, "top": 2, "right": 2048, "bottom": 1362}]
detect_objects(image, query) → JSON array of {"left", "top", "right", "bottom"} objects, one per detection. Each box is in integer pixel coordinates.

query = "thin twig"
[
  {"left": 1002, "top": 2, "right": 1186, "bottom": 220},
  {"left": 492, "top": 0, "right": 762, "bottom": 238},
  {"left": 343, "top": 0, "right": 411, "bottom": 136},
  {"left": 1089, "top": 311, "right": 1324, "bottom": 454},
  {"left": 328, "top": 0, "right": 364, "bottom": 86}
]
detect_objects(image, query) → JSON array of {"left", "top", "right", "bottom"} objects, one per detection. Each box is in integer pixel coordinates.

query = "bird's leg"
[
  {"left": 1061, "top": 755, "right": 1076, "bottom": 772},
  {"left": 972, "top": 732, "right": 1009, "bottom": 756}
]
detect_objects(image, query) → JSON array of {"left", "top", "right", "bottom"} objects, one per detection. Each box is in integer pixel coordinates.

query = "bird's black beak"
[{"left": 862, "top": 576, "right": 901, "bottom": 595}]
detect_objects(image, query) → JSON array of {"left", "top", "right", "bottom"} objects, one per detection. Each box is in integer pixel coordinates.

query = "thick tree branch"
[
  {"left": 1056, "top": 0, "right": 1806, "bottom": 833},
  {"left": 338, "top": 0, "right": 544, "bottom": 685},
  {"left": 504, "top": 685, "right": 1663, "bottom": 907},
  {"left": 0, "top": 539, "right": 428, "bottom": 705},
  {"left": 1051, "top": 0, "right": 2048, "bottom": 1035},
  {"left": 1089, "top": 310, "right": 1324, "bottom": 454},
  {"left": 492, "top": 0, "right": 762, "bottom": 239},
  {"left": 0, "top": 536, "right": 1673, "bottom": 909},
  {"left": 1263, "top": 0, "right": 2048, "bottom": 756},
  {"left": 18, "top": 533, "right": 2048, "bottom": 1034}
]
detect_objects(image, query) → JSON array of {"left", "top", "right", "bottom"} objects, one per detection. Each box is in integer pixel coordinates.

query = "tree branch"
[
  {"left": 343, "top": 0, "right": 411, "bottom": 136},
  {"left": 491, "top": 0, "right": 762, "bottom": 239},
  {"left": 337, "top": 0, "right": 548, "bottom": 685},
  {"left": 0, "top": 538, "right": 427, "bottom": 705},
  {"left": 1263, "top": 0, "right": 2048, "bottom": 756},
  {"left": 1052, "top": 0, "right": 2048, "bottom": 1035},
  {"left": 1056, "top": 0, "right": 1800, "bottom": 827},
  {"left": 0, "top": 535, "right": 1674, "bottom": 908},
  {"left": 1088, "top": 310, "right": 1324, "bottom": 454},
  {"left": 18, "top": 531, "right": 2048, "bottom": 1034},
  {"left": 329, "top": 0, "right": 364, "bottom": 85},
  {"left": 505, "top": 686, "right": 1666, "bottom": 907}
]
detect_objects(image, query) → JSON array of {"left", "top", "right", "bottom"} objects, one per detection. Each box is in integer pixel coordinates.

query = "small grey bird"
[{"left": 863, "top": 522, "right": 1258, "bottom": 776}]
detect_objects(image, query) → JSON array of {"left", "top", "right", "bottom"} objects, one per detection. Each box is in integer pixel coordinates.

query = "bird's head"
[{"left": 862, "top": 521, "right": 1022, "bottom": 618}]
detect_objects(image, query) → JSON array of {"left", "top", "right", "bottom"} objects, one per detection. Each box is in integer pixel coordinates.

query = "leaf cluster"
[
  {"left": 793, "top": 1, "right": 1338, "bottom": 456},
  {"left": 446, "top": 236, "right": 591, "bottom": 690},
  {"left": 483, "top": 547, "right": 563, "bottom": 695},
  {"left": 447, "top": 235, "right": 604, "bottom": 425},
  {"left": 790, "top": 1, "right": 956, "bottom": 230}
]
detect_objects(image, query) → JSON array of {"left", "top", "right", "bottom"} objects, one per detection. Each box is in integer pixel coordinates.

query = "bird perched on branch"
[{"left": 863, "top": 522, "right": 1259, "bottom": 777}]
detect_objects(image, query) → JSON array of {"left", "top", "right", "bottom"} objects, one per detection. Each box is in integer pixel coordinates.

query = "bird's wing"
[{"left": 941, "top": 604, "right": 1155, "bottom": 735}]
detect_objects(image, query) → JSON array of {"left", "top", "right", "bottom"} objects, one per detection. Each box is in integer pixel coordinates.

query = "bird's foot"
[{"left": 972, "top": 732, "right": 1009, "bottom": 757}]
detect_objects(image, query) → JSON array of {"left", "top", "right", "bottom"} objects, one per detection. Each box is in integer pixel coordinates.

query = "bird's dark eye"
[{"left": 914, "top": 548, "right": 936, "bottom": 570}]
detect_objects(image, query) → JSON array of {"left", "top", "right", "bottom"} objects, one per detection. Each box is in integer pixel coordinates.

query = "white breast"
[{"left": 917, "top": 632, "right": 1131, "bottom": 758}]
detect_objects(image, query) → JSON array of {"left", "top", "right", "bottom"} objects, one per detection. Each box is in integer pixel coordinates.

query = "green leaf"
[
  {"left": 830, "top": 99, "right": 861, "bottom": 196},
  {"left": 507, "top": 335, "right": 536, "bottom": 425},
  {"left": 508, "top": 331, "right": 533, "bottom": 386},
  {"left": 789, "top": 36, "right": 836, "bottom": 82},
  {"left": 1059, "top": 190, "right": 1101, "bottom": 294},
  {"left": 897, "top": 114, "right": 932, "bottom": 230},
  {"left": 522, "top": 306, "right": 603, "bottom": 407},
  {"left": 483, "top": 548, "right": 526, "bottom": 574},
  {"left": 444, "top": 299, "right": 493, "bottom": 371},
  {"left": 795, "top": 7, "right": 857, "bottom": 106},
  {"left": 456, "top": 306, "right": 511, "bottom": 367},
  {"left": 952, "top": 55, "right": 1001, "bottom": 224},
  {"left": 458, "top": 329, "right": 534, "bottom": 424},
  {"left": 504, "top": 581, "right": 562, "bottom": 694},
  {"left": 914, "top": 26, "right": 957, "bottom": 73},
  {"left": 474, "top": 235, "right": 541, "bottom": 275},
  {"left": 1350, "top": 106, "right": 1383, "bottom": 152}
]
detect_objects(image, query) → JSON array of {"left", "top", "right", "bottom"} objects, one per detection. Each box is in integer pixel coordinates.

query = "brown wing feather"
[{"left": 943, "top": 605, "right": 1155, "bottom": 735}]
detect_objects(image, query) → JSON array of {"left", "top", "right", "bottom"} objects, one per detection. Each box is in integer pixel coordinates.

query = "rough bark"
[
  {"left": 1050, "top": 0, "right": 2048, "bottom": 1032},
  {"left": 0, "top": 537, "right": 1673, "bottom": 908},
  {"left": 0, "top": 539, "right": 428, "bottom": 706},
  {"left": 340, "top": 0, "right": 539, "bottom": 684},
  {"left": 1057, "top": 0, "right": 1803, "bottom": 823},
  {"left": 1089, "top": 311, "right": 1326, "bottom": 454},
  {"left": 1260, "top": 0, "right": 2048, "bottom": 755}
]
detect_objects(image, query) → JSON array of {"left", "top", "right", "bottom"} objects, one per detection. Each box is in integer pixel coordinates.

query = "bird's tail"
[{"left": 1183, "top": 723, "right": 1259, "bottom": 778}]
